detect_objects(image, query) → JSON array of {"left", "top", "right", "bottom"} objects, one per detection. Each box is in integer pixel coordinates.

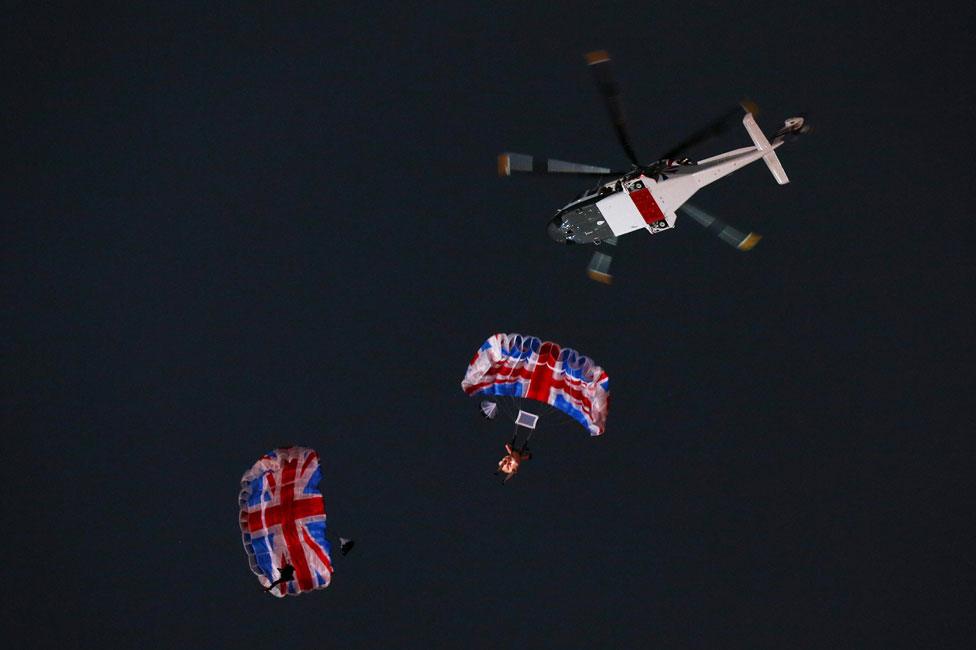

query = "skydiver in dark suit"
[{"left": 263, "top": 564, "right": 295, "bottom": 593}]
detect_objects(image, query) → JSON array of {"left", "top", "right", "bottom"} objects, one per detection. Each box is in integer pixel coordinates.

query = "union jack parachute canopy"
[
  {"left": 461, "top": 333, "right": 610, "bottom": 435},
  {"left": 239, "top": 446, "right": 334, "bottom": 597}
]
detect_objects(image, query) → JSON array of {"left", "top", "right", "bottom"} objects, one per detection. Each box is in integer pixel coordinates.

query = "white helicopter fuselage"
[
  {"left": 548, "top": 112, "right": 792, "bottom": 246},
  {"left": 599, "top": 141, "right": 782, "bottom": 238}
]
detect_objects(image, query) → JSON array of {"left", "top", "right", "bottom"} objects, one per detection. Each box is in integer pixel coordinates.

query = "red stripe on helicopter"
[{"left": 628, "top": 188, "right": 666, "bottom": 225}]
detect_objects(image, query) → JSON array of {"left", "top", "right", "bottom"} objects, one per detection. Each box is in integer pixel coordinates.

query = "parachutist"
[
  {"left": 495, "top": 435, "right": 532, "bottom": 483},
  {"left": 240, "top": 447, "right": 334, "bottom": 597},
  {"left": 263, "top": 564, "right": 295, "bottom": 593}
]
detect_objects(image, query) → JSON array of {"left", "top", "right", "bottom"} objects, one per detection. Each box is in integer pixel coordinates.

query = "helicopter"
[{"left": 498, "top": 51, "right": 810, "bottom": 283}]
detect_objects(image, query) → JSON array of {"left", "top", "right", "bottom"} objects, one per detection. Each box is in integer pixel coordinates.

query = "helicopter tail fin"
[{"left": 742, "top": 112, "right": 789, "bottom": 185}]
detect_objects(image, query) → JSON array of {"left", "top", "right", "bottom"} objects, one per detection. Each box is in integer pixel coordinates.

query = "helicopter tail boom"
[{"left": 742, "top": 112, "right": 789, "bottom": 185}]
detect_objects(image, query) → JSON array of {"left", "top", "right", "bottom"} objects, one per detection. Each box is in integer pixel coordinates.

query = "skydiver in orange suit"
[{"left": 495, "top": 435, "right": 532, "bottom": 483}]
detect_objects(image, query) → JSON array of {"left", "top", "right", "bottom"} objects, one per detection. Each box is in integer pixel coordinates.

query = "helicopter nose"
[{"left": 547, "top": 217, "right": 567, "bottom": 243}]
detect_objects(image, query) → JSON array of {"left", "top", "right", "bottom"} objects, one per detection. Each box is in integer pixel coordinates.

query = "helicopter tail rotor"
[{"left": 775, "top": 115, "right": 812, "bottom": 139}]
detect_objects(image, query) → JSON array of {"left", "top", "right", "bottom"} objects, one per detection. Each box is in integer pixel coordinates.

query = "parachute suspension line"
[
  {"left": 488, "top": 388, "right": 594, "bottom": 436},
  {"left": 515, "top": 394, "right": 540, "bottom": 436},
  {"left": 533, "top": 402, "right": 559, "bottom": 431},
  {"left": 493, "top": 395, "right": 517, "bottom": 421},
  {"left": 488, "top": 395, "right": 526, "bottom": 439},
  {"left": 506, "top": 394, "right": 524, "bottom": 422},
  {"left": 537, "top": 415, "right": 571, "bottom": 431},
  {"left": 513, "top": 394, "right": 524, "bottom": 423},
  {"left": 488, "top": 389, "right": 521, "bottom": 423}
]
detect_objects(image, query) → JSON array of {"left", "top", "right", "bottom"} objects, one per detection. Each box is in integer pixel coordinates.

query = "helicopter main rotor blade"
[
  {"left": 586, "top": 237, "right": 617, "bottom": 284},
  {"left": 498, "top": 153, "right": 623, "bottom": 177},
  {"left": 585, "top": 51, "right": 642, "bottom": 168},
  {"left": 658, "top": 101, "right": 758, "bottom": 162},
  {"left": 679, "top": 202, "right": 762, "bottom": 251},
  {"left": 587, "top": 251, "right": 613, "bottom": 284}
]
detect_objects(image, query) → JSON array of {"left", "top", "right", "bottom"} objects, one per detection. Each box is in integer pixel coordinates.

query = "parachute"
[
  {"left": 462, "top": 333, "right": 610, "bottom": 435},
  {"left": 239, "top": 446, "right": 334, "bottom": 597}
]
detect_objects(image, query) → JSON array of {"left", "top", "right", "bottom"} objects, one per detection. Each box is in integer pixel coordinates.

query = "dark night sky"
[{"left": 5, "top": 2, "right": 974, "bottom": 648}]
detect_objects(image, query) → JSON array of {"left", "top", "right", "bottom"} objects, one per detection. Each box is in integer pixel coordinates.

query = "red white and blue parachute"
[
  {"left": 239, "top": 447, "right": 333, "bottom": 597},
  {"left": 461, "top": 333, "right": 610, "bottom": 435}
]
